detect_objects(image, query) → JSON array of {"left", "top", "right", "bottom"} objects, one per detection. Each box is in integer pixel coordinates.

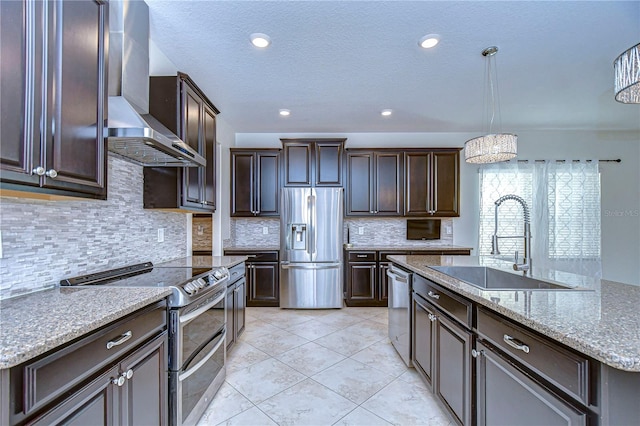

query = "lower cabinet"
[
  {"left": 475, "top": 340, "right": 588, "bottom": 426},
  {"left": 226, "top": 263, "right": 247, "bottom": 351},
  {"left": 224, "top": 251, "right": 280, "bottom": 307}
]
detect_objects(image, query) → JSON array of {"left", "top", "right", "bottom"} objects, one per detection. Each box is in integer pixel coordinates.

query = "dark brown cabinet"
[
  {"left": 231, "top": 150, "right": 280, "bottom": 216},
  {"left": 412, "top": 275, "right": 473, "bottom": 425},
  {"left": 144, "top": 72, "right": 219, "bottom": 212},
  {"left": 224, "top": 250, "right": 280, "bottom": 307},
  {"left": 345, "top": 151, "right": 403, "bottom": 216},
  {"left": 281, "top": 139, "right": 344, "bottom": 187},
  {"left": 405, "top": 150, "right": 460, "bottom": 217},
  {"left": 0, "top": 0, "right": 108, "bottom": 200},
  {"left": 226, "top": 263, "right": 246, "bottom": 351}
]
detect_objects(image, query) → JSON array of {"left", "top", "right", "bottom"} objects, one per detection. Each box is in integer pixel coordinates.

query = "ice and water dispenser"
[{"left": 289, "top": 223, "right": 307, "bottom": 250}]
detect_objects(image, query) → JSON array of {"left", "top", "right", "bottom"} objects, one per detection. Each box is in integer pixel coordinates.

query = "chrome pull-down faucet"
[{"left": 491, "top": 194, "right": 532, "bottom": 273}]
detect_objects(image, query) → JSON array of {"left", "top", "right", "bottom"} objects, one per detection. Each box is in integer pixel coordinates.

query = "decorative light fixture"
[
  {"left": 250, "top": 33, "right": 271, "bottom": 48},
  {"left": 418, "top": 34, "right": 440, "bottom": 49},
  {"left": 279, "top": 109, "right": 290, "bottom": 116},
  {"left": 381, "top": 109, "right": 393, "bottom": 116},
  {"left": 614, "top": 43, "right": 640, "bottom": 103},
  {"left": 464, "top": 46, "right": 517, "bottom": 164}
]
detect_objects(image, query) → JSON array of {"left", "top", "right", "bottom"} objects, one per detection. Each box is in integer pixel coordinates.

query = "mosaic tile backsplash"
[
  {"left": 0, "top": 156, "right": 187, "bottom": 299},
  {"left": 225, "top": 217, "right": 453, "bottom": 248}
]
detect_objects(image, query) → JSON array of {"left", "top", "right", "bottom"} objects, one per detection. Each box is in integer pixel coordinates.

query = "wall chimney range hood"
[{"left": 106, "top": 0, "right": 205, "bottom": 167}]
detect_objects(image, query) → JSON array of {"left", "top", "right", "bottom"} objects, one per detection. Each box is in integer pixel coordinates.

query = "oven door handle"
[
  {"left": 179, "top": 289, "right": 226, "bottom": 325},
  {"left": 179, "top": 329, "right": 226, "bottom": 382}
]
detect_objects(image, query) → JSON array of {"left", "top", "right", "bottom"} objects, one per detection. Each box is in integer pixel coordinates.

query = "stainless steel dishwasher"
[{"left": 387, "top": 264, "right": 412, "bottom": 367}]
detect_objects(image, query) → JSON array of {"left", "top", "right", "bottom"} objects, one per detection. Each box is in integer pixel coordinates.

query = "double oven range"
[{"left": 61, "top": 262, "right": 229, "bottom": 425}]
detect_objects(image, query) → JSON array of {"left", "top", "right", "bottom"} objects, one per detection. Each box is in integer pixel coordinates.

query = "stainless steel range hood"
[{"left": 107, "top": 0, "right": 205, "bottom": 167}]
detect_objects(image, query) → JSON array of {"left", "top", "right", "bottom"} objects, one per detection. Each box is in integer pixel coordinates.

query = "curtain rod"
[{"left": 515, "top": 159, "right": 621, "bottom": 163}]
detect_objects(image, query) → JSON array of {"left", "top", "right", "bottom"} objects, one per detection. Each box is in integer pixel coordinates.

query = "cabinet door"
[
  {"left": 235, "top": 279, "right": 246, "bottom": 338},
  {"left": 256, "top": 152, "right": 279, "bottom": 216},
  {"left": 201, "top": 104, "right": 216, "bottom": 210},
  {"left": 226, "top": 285, "right": 236, "bottom": 350},
  {"left": 283, "top": 143, "right": 312, "bottom": 186},
  {"left": 231, "top": 151, "right": 255, "bottom": 216},
  {"left": 378, "top": 262, "right": 390, "bottom": 305},
  {"left": 182, "top": 83, "right": 204, "bottom": 207},
  {"left": 345, "top": 152, "right": 373, "bottom": 215},
  {"left": 412, "top": 295, "right": 435, "bottom": 386},
  {"left": 0, "top": 0, "right": 41, "bottom": 186},
  {"left": 434, "top": 312, "right": 473, "bottom": 426},
  {"left": 315, "top": 141, "right": 343, "bottom": 186},
  {"left": 431, "top": 151, "right": 459, "bottom": 217},
  {"left": 405, "top": 152, "right": 430, "bottom": 216},
  {"left": 29, "top": 365, "right": 119, "bottom": 426},
  {"left": 247, "top": 262, "right": 279, "bottom": 307},
  {"left": 375, "top": 152, "right": 403, "bottom": 215},
  {"left": 476, "top": 341, "right": 588, "bottom": 426},
  {"left": 345, "top": 262, "right": 377, "bottom": 306},
  {"left": 120, "top": 334, "right": 167, "bottom": 426},
  {"left": 43, "top": 0, "right": 107, "bottom": 197}
]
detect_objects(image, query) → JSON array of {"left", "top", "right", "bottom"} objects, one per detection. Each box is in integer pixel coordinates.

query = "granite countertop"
[
  {"left": 155, "top": 255, "right": 248, "bottom": 269},
  {"left": 0, "top": 287, "right": 171, "bottom": 370},
  {"left": 344, "top": 245, "right": 473, "bottom": 252},
  {"left": 388, "top": 255, "right": 640, "bottom": 372},
  {"left": 224, "top": 246, "right": 280, "bottom": 252}
]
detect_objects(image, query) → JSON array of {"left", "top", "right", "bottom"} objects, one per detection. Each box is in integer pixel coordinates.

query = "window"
[{"left": 479, "top": 161, "right": 601, "bottom": 277}]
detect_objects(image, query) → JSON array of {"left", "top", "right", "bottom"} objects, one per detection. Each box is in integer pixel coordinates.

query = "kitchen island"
[{"left": 389, "top": 255, "right": 640, "bottom": 425}]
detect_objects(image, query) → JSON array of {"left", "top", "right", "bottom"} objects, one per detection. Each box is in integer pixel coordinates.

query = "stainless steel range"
[{"left": 61, "top": 262, "right": 229, "bottom": 426}]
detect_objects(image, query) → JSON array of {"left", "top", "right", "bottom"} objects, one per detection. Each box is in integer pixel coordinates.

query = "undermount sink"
[{"left": 430, "top": 266, "right": 577, "bottom": 291}]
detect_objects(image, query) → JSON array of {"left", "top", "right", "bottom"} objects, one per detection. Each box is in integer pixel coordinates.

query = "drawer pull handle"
[
  {"left": 106, "top": 331, "right": 132, "bottom": 350},
  {"left": 427, "top": 291, "right": 440, "bottom": 300},
  {"left": 503, "top": 334, "right": 530, "bottom": 354},
  {"left": 356, "top": 255, "right": 368, "bottom": 258}
]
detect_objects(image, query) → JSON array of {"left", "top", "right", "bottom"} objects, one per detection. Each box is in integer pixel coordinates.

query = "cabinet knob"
[
  {"left": 471, "top": 349, "right": 483, "bottom": 358},
  {"left": 111, "top": 375, "right": 126, "bottom": 387},
  {"left": 369, "top": 210, "right": 374, "bottom": 214},
  {"left": 428, "top": 313, "right": 437, "bottom": 322},
  {"left": 427, "top": 291, "right": 440, "bottom": 300},
  {"left": 45, "top": 169, "right": 58, "bottom": 178},
  {"left": 125, "top": 368, "right": 134, "bottom": 379},
  {"left": 32, "top": 166, "right": 45, "bottom": 176}
]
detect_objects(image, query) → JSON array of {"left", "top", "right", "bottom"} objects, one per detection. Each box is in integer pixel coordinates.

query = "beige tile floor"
[{"left": 197, "top": 307, "right": 452, "bottom": 426}]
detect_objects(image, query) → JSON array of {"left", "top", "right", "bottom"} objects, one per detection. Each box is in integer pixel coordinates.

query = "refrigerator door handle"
[
  {"left": 310, "top": 194, "right": 316, "bottom": 256},
  {"left": 281, "top": 262, "right": 341, "bottom": 270}
]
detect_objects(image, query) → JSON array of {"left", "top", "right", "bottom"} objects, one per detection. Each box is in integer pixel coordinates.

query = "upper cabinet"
[
  {"left": 405, "top": 150, "right": 460, "bottom": 217},
  {"left": 231, "top": 149, "right": 280, "bottom": 217},
  {"left": 345, "top": 150, "right": 403, "bottom": 216},
  {"left": 144, "top": 73, "right": 219, "bottom": 212},
  {"left": 0, "top": 0, "right": 108, "bottom": 199},
  {"left": 281, "top": 139, "right": 344, "bottom": 187}
]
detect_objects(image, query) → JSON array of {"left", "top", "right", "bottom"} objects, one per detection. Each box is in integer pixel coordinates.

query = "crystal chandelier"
[
  {"left": 614, "top": 43, "right": 640, "bottom": 104},
  {"left": 464, "top": 46, "right": 517, "bottom": 164}
]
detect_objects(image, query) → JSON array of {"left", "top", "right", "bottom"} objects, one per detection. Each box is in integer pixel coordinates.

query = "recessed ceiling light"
[
  {"left": 250, "top": 33, "right": 271, "bottom": 48},
  {"left": 419, "top": 34, "right": 440, "bottom": 49},
  {"left": 279, "top": 109, "right": 291, "bottom": 116},
  {"left": 381, "top": 109, "right": 393, "bottom": 116}
]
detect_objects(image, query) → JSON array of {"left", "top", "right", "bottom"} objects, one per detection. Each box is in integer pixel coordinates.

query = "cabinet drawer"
[
  {"left": 379, "top": 251, "right": 409, "bottom": 262},
  {"left": 348, "top": 251, "right": 377, "bottom": 262},
  {"left": 228, "top": 263, "right": 246, "bottom": 282},
  {"left": 21, "top": 302, "right": 166, "bottom": 416},
  {"left": 477, "top": 308, "right": 590, "bottom": 406},
  {"left": 412, "top": 275, "right": 472, "bottom": 328},
  {"left": 225, "top": 250, "right": 278, "bottom": 262}
]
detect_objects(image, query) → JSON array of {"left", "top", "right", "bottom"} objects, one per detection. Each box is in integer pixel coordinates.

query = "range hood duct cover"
[{"left": 106, "top": 0, "right": 205, "bottom": 167}]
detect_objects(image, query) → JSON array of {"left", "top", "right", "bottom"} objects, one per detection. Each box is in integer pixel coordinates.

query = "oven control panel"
[{"left": 182, "top": 267, "right": 229, "bottom": 296}]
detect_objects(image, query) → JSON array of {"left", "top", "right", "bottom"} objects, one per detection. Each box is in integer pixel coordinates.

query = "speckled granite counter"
[
  {"left": 344, "top": 245, "right": 473, "bottom": 252},
  {"left": 0, "top": 287, "right": 171, "bottom": 369},
  {"left": 388, "top": 255, "right": 640, "bottom": 372},
  {"left": 224, "top": 246, "right": 280, "bottom": 252},
  {"left": 155, "top": 255, "right": 248, "bottom": 269}
]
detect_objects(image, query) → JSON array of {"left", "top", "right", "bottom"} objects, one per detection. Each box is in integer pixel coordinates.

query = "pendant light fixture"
[
  {"left": 614, "top": 43, "right": 640, "bottom": 103},
  {"left": 464, "top": 46, "right": 517, "bottom": 164}
]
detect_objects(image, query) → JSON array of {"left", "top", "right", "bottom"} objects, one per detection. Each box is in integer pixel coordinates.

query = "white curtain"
[{"left": 479, "top": 160, "right": 601, "bottom": 277}]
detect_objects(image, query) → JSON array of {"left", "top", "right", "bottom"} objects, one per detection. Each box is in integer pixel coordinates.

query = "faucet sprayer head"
[{"left": 494, "top": 194, "right": 530, "bottom": 224}]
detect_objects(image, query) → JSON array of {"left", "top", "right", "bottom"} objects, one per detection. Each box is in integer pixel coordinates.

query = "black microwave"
[{"left": 406, "top": 219, "right": 440, "bottom": 240}]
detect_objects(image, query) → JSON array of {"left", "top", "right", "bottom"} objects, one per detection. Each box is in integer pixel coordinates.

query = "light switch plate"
[
  {"left": 263, "top": 226, "right": 269, "bottom": 235},
  {"left": 358, "top": 226, "right": 364, "bottom": 235},
  {"left": 157, "top": 228, "right": 165, "bottom": 242},
  {"left": 446, "top": 225, "right": 452, "bottom": 235}
]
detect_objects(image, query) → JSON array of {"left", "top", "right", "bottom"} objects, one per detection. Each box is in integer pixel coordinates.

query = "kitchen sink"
[{"left": 429, "top": 266, "right": 578, "bottom": 290}]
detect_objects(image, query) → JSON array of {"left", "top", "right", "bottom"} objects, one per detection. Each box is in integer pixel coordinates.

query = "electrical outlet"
[
  {"left": 263, "top": 226, "right": 269, "bottom": 235},
  {"left": 0, "top": 230, "right": 3, "bottom": 259},
  {"left": 446, "top": 225, "right": 452, "bottom": 235},
  {"left": 358, "top": 226, "right": 364, "bottom": 235},
  {"left": 157, "top": 228, "right": 165, "bottom": 242}
]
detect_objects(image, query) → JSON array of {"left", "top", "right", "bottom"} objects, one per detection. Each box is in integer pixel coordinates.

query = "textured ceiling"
[{"left": 146, "top": 1, "right": 640, "bottom": 133}]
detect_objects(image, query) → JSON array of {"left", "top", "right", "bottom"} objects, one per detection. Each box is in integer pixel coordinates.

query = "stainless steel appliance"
[
  {"left": 388, "top": 265, "right": 412, "bottom": 366},
  {"left": 61, "top": 262, "right": 229, "bottom": 426},
  {"left": 280, "top": 187, "right": 343, "bottom": 309}
]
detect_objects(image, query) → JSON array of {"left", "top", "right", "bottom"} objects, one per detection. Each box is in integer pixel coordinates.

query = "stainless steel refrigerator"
[{"left": 280, "top": 187, "right": 343, "bottom": 309}]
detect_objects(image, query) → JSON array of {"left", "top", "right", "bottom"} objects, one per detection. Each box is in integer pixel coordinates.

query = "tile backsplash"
[
  {"left": 224, "top": 218, "right": 280, "bottom": 248},
  {"left": 0, "top": 156, "right": 187, "bottom": 299}
]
